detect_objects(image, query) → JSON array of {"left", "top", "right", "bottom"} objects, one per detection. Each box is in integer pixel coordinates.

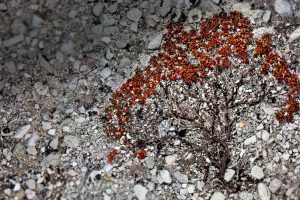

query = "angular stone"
[
  {"left": 251, "top": 165, "right": 264, "bottom": 180},
  {"left": 253, "top": 27, "right": 275, "bottom": 39},
  {"left": 224, "top": 169, "right": 235, "bottom": 182},
  {"left": 148, "top": 33, "right": 163, "bottom": 50},
  {"left": 188, "top": 8, "right": 202, "bottom": 23},
  {"left": 288, "top": 26, "right": 300, "bottom": 43},
  {"left": 15, "top": 125, "right": 31, "bottom": 139},
  {"left": 127, "top": 8, "right": 142, "bottom": 22},
  {"left": 38, "top": 53, "right": 53, "bottom": 73},
  {"left": 258, "top": 183, "right": 271, "bottom": 200},
  {"left": 93, "top": 2, "right": 104, "bottom": 16},
  {"left": 244, "top": 135, "right": 256, "bottom": 145},
  {"left": 274, "top": 0, "right": 294, "bottom": 17},
  {"left": 3, "top": 34, "right": 24, "bottom": 47},
  {"left": 63, "top": 135, "right": 79, "bottom": 148},
  {"left": 159, "top": 170, "right": 172, "bottom": 184},
  {"left": 159, "top": 0, "right": 172, "bottom": 17},
  {"left": 133, "top": 184, "right": 148, "bottom": 200},
  {"left": 210, "top": 191, "right": 225, "bottom": 200},
  {"left": 174, "top": 171, "right": 188, "bottom": 183},
  {"left": 269, "top": 178, "right": 282, "bottom": 193}
]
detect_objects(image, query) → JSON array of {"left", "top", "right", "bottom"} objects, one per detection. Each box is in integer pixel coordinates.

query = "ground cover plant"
[{"left": 104, "top": 11, "right": 299, "bottom": 188}]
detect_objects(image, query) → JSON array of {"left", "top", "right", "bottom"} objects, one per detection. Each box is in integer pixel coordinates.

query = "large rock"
[
  {"left": 288, "top": 27, "right": 300, "bottom": 43},
  {"left": 274, "top": 0, "right": 294, "bottom": 17},
  {"left": 133, "top": 184, "right": 148, "bottom": 200},
  {"left": 127, "top": 8, "right": 142, "bottom": 22}
]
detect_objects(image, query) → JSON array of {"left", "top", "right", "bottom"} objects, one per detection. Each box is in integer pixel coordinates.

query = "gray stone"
[
  {"left": 148, "top": 33, "right": 163, "bottom": 50},
  {"left": 100, "top": 67, "right": 112, "bottom": 79},
  {"left": 130, "top": 22, "right": 138, "bottom": 33},
  {"left": 197, "top": 181, "right": 205, "bottom": 191},
  {"left": 224, "top": 169, "right": 235, "bottom": 182},
  {"left": 41, "top": 153, "right": 61, "bottom": 167},
  {"left": 127, "top": 8, "right": 142, "bottom": 22},
  {"left": 63, "top": 135, "right": 79, "bottom": 148},
  {"left": 239, "top": 191, "right": 253, "bottom": 200},
  {"left": 27, "top": 133, "right": 39, "bottom": 147},
  {"left": 184, "top": 0, "right": 200, "bottom": 9},
  {"left": 160, "top": 0, "right": 172, "bottom": 17},
  {"left": 244, "top": 135, "right": 256, "bottom": 145},
  {"left": 15, "top": 125, "right": 31, "bottom": 139},
  {"left": 34, "top": 82, "right": 49, "bottom": 96},
  {"left": 261, "top": 104, "right": 275, "bottom": 115},
  {"left": 49, "top": 138, "right": 58, "bottom": 149},
  {"left": 159, "top": 170, "right": 172, "bottom": 184},
  {"left": 165, "top": 154, "right": 177, "bottom": 165},
  {"left": 274, "top": 0, "right": 294, "bottom": 17},
  {"left": 188, "top": 8, "right": 202, "bottom": 23},
  {"left": 139, "top": 53, "right": 150, "bottom": 67},
  {"left": 232, "top": 3, "right": 252, "bottom": 17},
  {"left": 253, "top": 27, "right": 275, "bottom": 39},
  {"left": 115, "top": 40, "right": 128, "bottom": 49},
  {"left": 38, "top": 53, "right": 53, "bottom": 73},
  {"left": 32, "top": 15, "right": 44, "bottom": 27},
  {"left": 133, "top": 184, "right": 148, "bottom": 200},
  {"left": 101, "top": 37, "right": 111, "bottom": 44},
  {"left": 269, "top": 178, "right": 282, "bottom": 193},
  {"left": 3, "top": 34, "right": 24, "bottom": 47},
  {"left": 108, "top": 3, "right": 118, "bottom": 13},
  {"left": 145, "top": 157, "right": 155, "bottom": 169},
  {"left": 158, "top": 119, "right": 171, "bottom": 137},
  {"left": 13, "top": 143, "right": 26, "bottom": 158},
  {"left": 263, "top": 10, "right": 272, "bottom": 23},
  {"left": 288, "top": 26, "right": 300, "bottom": 43},
  {"left": 26, "top": 179, "right": 36, "bottom": 190},
  {"left": 103, "top": 164, "right": 113, "bottom": 173},
  {"left": 93, "top": 2, "right": 104, "bottom": 16},
  {"left": 211, "top": 0, "right": 220, "bottom": 4},
  {"left": 258, "top": 183, "right": 271, "bottom": 200},
  {"left": 48, "top": 129, "right": 56, "bottom": 136},
  {"left": 5, "top": 61, "right": 16, "bottom": 73},
  {"left": 174, "top": 171, "right": 188, "bottom": 183},
  {"left": 210, "top": 191, "right": 225, "bottom": 200},
  {"left": 61, "top": 40, "right": 74, "bottom": 55},
  {"left": 0, "top": 2, "right": 7, "bottom": 11},
  {"left": 119, "top": 58, "right": 132, "bottom": 68},
  {"left": 261, "top": 130, "right": 270, "bottom": 141},
  {"left": 26, "top": 147, "right": 37, "bottom": 156},
  {"left": 11, "top": 19, "right": 28, "bottom": 34},
  {"left": 251, "top": 165, "right": 264, "bottom": 180},
  {"left": 102, "top": 14, "right": 116, "bottom": 27}
]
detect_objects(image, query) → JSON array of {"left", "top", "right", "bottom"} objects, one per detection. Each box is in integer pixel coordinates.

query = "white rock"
[
  {"left": 157, "top": 119, "right": 171, "bottom": 137},
  {"left": 188, "top": 8, "right": 202, "bottom": 23},
  {"left": 15, "top": 125, "right": 31, "bottom": 139},
  {"left": 251, "top": 165, "right": 264, "bottom": 179},
  {"left": 48, "top": 129, "right": 56, "bottom": 136},
  {"left": 139, "top": 53, "right": 151, "bottom": 67},
  {"left": 197, "top": 181, "right": 205, "bottom": 191},
  {"left": 63, "top": 135, "right": 79, "bottom": 148},
  {"left": 261, "top": 130, "right": 270, "bottom": 141},
  {"left": 211, "top": 0, "right": 220, "bottom": 4},
  {"left": 3, "top": 34, "right": 24, "bottom": 47},
  {"left": 269, "top": 178, "right": 282, "bottom": 193},
  {"left": 261, "top": 105, "right": 275, "bottom": 115},
  {"left": 103, "top": 164, "right": 113, "bottom": 173},
  {"left": 127, "top": 8, "right": 142, "bottom": 22},
  {"left": 42, "top": 121, "right": 52, "bottom": 130},
  {"left": 184, "top": 0, "right": 200, "bottom": 9},
  {"left": 34, "top": 82, "right": 49, "bottom": 96},
  {"left": 26, "top": 179, "right": 36, "bottom": 190},
  {"left": 27, "top": 133, "right": 39, "bottom": 147},
  {"left": 239, "top": 191, "right": 253, "bottom": 200},
  {"left": 145, "top": 157, "right": 155, "bottom": 169},
  {"left": 288, "top": 26, "right": 300, "bottom": 43},
  {"left": 133, "top": 184, "right": 148, "bottom": 200},
  {"left": 148, "top": 33, "right": 163, "bottom": 50},
  {"left": 224, "top": 169, "right": 235, "bottom": 182},
  {"left": 165, "top": 154, "right": 177, "bottom": 165},
  {"left": 100, "top": 67, "right": 112, "bottom": 79},
  {"left": 49, "top": 138, "right": 58, "bottom": 149},
  {"left": 187, "top": 185, "right": 195, "bottom": 193},
  {"left": 232, "top": 3, "right": 252, "bottom": 17},
  {"left": 258, "top": 183, "right": 271, "bottom": 200},
  {"left": 274, "top": 0, "right": 294, "bottom": 17},
  {"left": 159, "top": 170, "right": 172, "bottom": 184},
  {"left": 160, "top": 0, "right": 172, "bottom": 17},
  {"left": 210, "top": 191, "right": 225, "bottom": 200},
  {"left": 26, "top": 147, "right": 38, "bottom": 155},
  {"left": 253, "top": 27, "right": 275, "bottom": 39},
  {"left": 263, "top": 10, "right": 271, "bottom": 23},
  {"left": 174, "top": 171, "right": 188, "bottom": 183},
  {"left": 93, "top": 2, "right": 104, "bottom": 16},
  {"left": 244, "top": 135, "right": 257, "bottom": 145}
]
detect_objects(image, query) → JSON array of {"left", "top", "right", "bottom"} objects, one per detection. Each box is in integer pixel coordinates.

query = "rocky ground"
[{"left": 1, "top": 0, "right": 300, "bottom": 199}]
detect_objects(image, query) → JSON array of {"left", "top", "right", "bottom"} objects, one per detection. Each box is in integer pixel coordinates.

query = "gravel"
[{"left": 1, "top": 0, "right": 300, "bottom": 199}]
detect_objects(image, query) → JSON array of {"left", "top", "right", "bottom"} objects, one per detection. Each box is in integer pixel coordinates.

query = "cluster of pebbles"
[{"left": 0, "top": 0, "right": 300, "bottom": 199}]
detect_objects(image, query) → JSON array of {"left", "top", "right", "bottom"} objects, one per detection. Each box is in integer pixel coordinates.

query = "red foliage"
[{"left": 107, "top": 150, "right": 118, "bottom": 163}]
